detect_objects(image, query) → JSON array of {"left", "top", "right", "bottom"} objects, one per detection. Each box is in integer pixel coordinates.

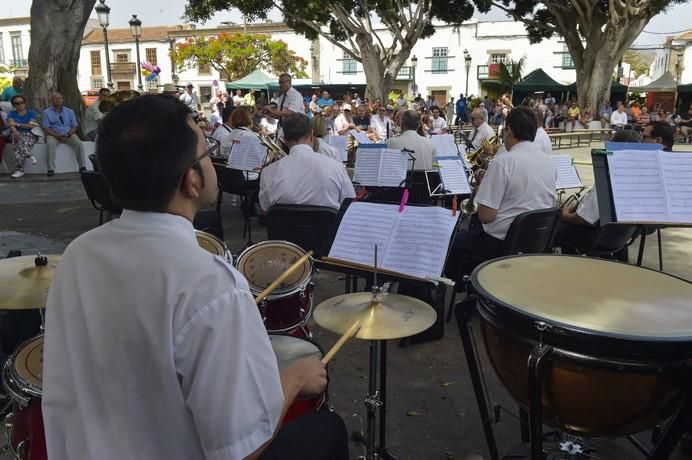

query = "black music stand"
[{"left": 317, "top": 198, "right": 459, "bottom": 460}]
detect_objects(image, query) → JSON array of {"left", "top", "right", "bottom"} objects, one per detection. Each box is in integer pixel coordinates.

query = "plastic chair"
[
  {"left": 80, "top": 171, "right": 122, "bottom": 225},
  {"left": 213, "top": 162, "right": 259, "bottom": 243},
  {"left": 562, "top": 223, "right": 639, "bottom": 263},
  {"left": 265, "top": 204, "right": 339, "bottom": 258}
]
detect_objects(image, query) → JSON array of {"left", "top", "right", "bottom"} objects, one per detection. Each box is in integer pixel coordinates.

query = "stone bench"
[{"left": 1, "top": 141, "right": 96, "bottom": 175}]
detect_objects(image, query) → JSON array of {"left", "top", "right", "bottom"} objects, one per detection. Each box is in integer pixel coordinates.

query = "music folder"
[
  {"left": 433, "top": 156, "right": 472, "bottom": 195},
  {"left": 353, "top": 146, "right": 409, "bottom": 187},
  {"left": 552, "top": 154, "right": 583, "bottom": 190},
  {"left": 227, "top": 137, "right": 268, "bottom": 172}
]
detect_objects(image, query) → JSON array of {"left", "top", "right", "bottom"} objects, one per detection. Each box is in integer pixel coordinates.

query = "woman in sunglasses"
[{"left": 7, "top": 95, "right": 39, "bottom": 178}]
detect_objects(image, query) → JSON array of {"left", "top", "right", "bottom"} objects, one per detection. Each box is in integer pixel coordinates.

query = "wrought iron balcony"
[
  {"left": 110, "top": 62, "right": 136, "bottom": 74},
  {"left": 396, "top": 66, "right": 413, "bottom": 80}
]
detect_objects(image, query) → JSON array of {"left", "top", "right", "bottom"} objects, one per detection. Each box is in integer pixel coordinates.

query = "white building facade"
[
  {"left": 0, "top": 17, "right": 31, "bottom": 77},
  {"left": 648, "top": 30, "right": 691, "bottom": 85}
]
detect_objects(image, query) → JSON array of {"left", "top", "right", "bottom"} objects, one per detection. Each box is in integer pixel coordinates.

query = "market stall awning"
[
  {"left": 629, "top": 71, "right": 678, "bottom": 92},
  {"left": 225, "top": 69, "right": 275, "bottom": 91},
  {"left": 512, "top": 68, "right": 569, "bottom": 93}
]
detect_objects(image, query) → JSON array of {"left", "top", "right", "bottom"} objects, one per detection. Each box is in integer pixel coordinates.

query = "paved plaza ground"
[{"left": 0, "top": 141, "right": 690, "bottom": 459}]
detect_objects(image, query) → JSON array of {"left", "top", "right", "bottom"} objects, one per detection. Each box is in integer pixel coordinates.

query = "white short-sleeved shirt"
[
  {"left": 278, "top": 87, "right": 305, "bottom": 114},
  {"left": 42, "top": 210, "right": 283, "bottom": 460},
  {"left": 576, "top": 187, "right": 599, "bottom": 225},
  {"left": 429, "top": 116, "right": 448, "bottom": 134},
  {"left": 260, "top": 117, "right": 278, "bottom": 135},
  {"left": 611, "top": 110, "right": 628, "bottom": 127},
  {"left": 470, "top": 122, "right": 495, "bottom": 150},
  {"left": 474, "top": 141, "right": 557, "bottom": 240},
  {"left": 387, "top": 130, "right": 436, "bottom": 170},
  {"left": 533, "top": 127, "right": 553, "bottom": 155},
  {"left": 370, "top": 115, "right": 391, "bottom": 140},
  {"left": 179, "top": 92, "right": 199, "bottom": 112},
  {"left": 259, "top": 144, "right": 355, "bottom": 210},
  {"left": 334, "top": 114, "right": 352, "bottom": 134},
  {"left": 317, "top": 137, "right": 345, "bottom": 162}
]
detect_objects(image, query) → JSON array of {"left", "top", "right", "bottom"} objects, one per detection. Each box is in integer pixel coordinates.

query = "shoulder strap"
[{"left": 222, "top": 123, "right": 232, "bottom": 133}]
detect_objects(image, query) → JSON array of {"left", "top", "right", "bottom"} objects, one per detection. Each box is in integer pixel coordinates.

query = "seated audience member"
[
  {"left": 2, "top": 77, "right": 23, "bottom": 102},
  {"left": 635, "top": 105, "right": 651, "bottom": 130},
  {"left": 42, "top": 92, "right": 85, "bottom": 177},
  {"left": 259, "top": 113, "right": 355, "bottom": 210},
  {"left": 642, "top": 120, "right": 675, "bottom": 151},
  {"left": 532, "top": 110, "right": 553, "bottom": 155},
  {"left": 426, "top": 106, "right": 448, "bottom": 135},
  {"left": 679, "top": 104, "right": 692, "bottom": 142},
  {"left": 387, "top": 110, "right": 436, "bottom": 170},
  {"left": 334, "top": 104, "right": 355, "bottom": 135},
  {"left": 567, "top": 101, "right": 580, "bottom": 131},
  {"left": 310, "top": 115, "right": 343, "bottom": 163},
  {"left": 321, "top": 105, "right": 337, "bottom": 135},
  {"left": 599, "top": 100, "right": 613, "bottom": 128},
  {"left": 352, "top": 105, "right": 371, "bottom": 132},
  {"left": 369, "top": 106, "right": 392, "bottom": 141},
  {"left": 446, "top": 106, "right": 556, "bottom": 279},
  {"left": 579, "top": 102, "right": 594, "bottom": 128},
  {"left": 7, "top": 95, "right": 39, "bottom": 178},
  {"left": 555, "top": 129, "right": 642, "bottom": 261},
  {"left": 610, "top": 104, "right": 628, "bottom": 130},
  {"left": 82, "top": 88, "right": 111, "bottom": 141}
]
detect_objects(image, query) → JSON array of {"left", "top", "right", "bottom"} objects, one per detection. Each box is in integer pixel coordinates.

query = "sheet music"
[
  {"left": 353, "top": 148, "right": 408, "bottom": 186},
  {"left": 382, "top": 206, "right": 459, "bottom": 279},
  {"left": 607, "top": 150, "right": 668, "bottom": 222},
  {"left": 228, "top": 137, "right": 267, "bottom": 171},
  {"left": 378, "top": 149, "right": 409, "bottom": 187},
  {"left": 328, "top": 202, "right": 399, "bottom": 266},
  {"left": 350, "top": 130, "right": 372, "bottom": 145},
  {"left": 660, "top": 151, "right": 692, "bottom": 223},
  {"left": 430, "top": 134, "right": 459, "bottom": 156},
  {"left": 328, "top": 202, "right": 458, "bottom": 279},
  {"left": 436, "top": 156, "right": 471, "bottom": 194},
  {"left": 552, "top": 154, "right": 583, "bottom": 189},
  {"left": 327, "top": 135, "right": 349, "bottom": 162}
]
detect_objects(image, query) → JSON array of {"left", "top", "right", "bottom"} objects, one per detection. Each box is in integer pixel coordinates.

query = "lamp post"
[
  {"left": 672, "top": 39, "right": 686, "bottom": 114},
  {"left": 411, "top": 55, "right": 418, "bottom": 98},
  {"left": 464, "top": 49, "right": 471, "bottom": 95},
  {"left": 129, "top": 14, "right": 144, "bottom": 92},
  {"left": 95, "top": 0, "right": 113, "bottom": 90}
]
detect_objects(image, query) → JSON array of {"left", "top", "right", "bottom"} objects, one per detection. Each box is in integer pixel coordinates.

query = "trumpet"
[
  {"left": 258, "top": 134, "right": 287, "bottom": 163},
  {"left": 464, "top": 135, "right": 498, "bottom": 169}
]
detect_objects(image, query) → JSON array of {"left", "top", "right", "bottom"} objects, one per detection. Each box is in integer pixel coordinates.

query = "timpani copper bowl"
[{"left": 470, "top": 254, "right": 692, "bottom": 437}]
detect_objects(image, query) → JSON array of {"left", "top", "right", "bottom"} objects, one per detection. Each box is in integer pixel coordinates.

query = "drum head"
[
  {"left": 472, "top": 255, "right": 692, "bottom": 341},
  {"left": 236, "top": 241, "right": 313, "bottom": 297},
  {"left": 269, "top": 334, "right": 322, "bottom": 369},
  {"left": 195, "top": 230, "right": 226, "bottom": 257},
  {"left": 8, "top": 335, "right": 43, "bottom": 396}
]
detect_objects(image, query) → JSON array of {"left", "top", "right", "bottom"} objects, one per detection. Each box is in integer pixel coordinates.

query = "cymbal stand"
[{"left": 354, "top": 246, "right": 398, "bottom": 460}]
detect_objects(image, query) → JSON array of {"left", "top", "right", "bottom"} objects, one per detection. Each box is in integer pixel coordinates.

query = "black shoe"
[
  {"left": 47, "top": 170, "right": 55, "bottom": 177},
  {"left": 79, "top": 167, "right": 87, "bottom": 173}
]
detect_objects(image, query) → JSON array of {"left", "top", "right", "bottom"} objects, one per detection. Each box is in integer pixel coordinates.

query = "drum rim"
[
  {"left": 194, "top": 230, "right": 227, "bottom": 255},
  {"left": 3, "top": 335, "right": 43, "bottom": 399},
  {"left": 235, "top": 240, "right": 314, "bottom": 298},
  {"left": 268, "top": 332, "right": 325, "bottom": 356},
  {"left": 471, "top": 254, "right": 692, "bottom": 344}
]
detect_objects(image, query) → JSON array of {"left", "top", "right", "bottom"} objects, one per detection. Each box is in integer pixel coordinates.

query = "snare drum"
[
  {"left": 269, "top": 334, "right": 326, "bottom": 423},
  {"left": 3, "top": 335, "right": 47, "bottom": 460},
  {"left": 195, "top": 230, "right": 232, "bottom": 264},
  {"left": 236, "top": 241, "right": 314, "bottom": 333},
  {"left": 471, "top": 254, "right": 692, "bottom": 437}
]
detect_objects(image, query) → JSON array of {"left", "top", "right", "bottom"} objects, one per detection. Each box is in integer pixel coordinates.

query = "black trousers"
[
  {"left": 445, "top": 222, "right": 505, "bottom": 281},
  {"left": 260, "top": 410, "right": 349, "bottom": 460}
]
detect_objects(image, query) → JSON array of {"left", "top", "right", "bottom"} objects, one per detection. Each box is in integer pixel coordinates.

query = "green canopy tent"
[
  {"left": 511, "top": 69, "right": 569, "bottom": 105},
  {"left": 225, "top": 69, "right": 276, "bottom": 92},
  {"left": 565, "top": 80, "right": 629, "bottom": 107},
  {"left": 630, "top": 71, "right": 678, "bottom": 112}
]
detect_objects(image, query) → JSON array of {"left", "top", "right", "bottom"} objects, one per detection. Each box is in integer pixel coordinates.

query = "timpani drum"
[
  {"left": 195, "top": 230, "right": 232, "bottom": 263},
  {"left": 2, "top": 335, "right": 47, "bottom": 460},
  {"left": 236, "top": 241, "right": 314, "bottom": 334},
  {"left": 268, "top": 334, "right": 326, "bottom": 423},
  {"left": 470, "top": 255, "right": 692, "bottom": 437}
]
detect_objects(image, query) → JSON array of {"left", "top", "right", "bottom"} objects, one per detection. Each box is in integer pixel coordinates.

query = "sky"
[{"left": 7, "top": 0, "right": 692, "bottom": 48}]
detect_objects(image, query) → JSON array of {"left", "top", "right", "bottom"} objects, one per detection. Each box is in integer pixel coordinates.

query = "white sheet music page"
[
  {"left": 552, "top": 154, "right": 582, "bottom": 189},
  {"left": 353, "top": 148, "right": 383, "bottom": 186},
  {"left": 228, "top": 137, "right": 267, "bottom": 171},
  {"left": 378, "top": 149, "right": 409, "bottom": 187},
  {"left": 327, "top": 135, "right": 349, "bottom": 162},
  {"left": 436, "top": 156, "right": 471, "bottom": 194},
  {"left": 328, "top": 202, "right": 399, "bottom": 266},
  {"left": 383, "top": 206, "right": 459, "bottom": 279},
  {"left": 660, "top": 151, "right": 692, "bottom": 223},
  {"left": 350, "top": 130, "right": 372, "bottom": 145},
  {"left": 607, "top": 150, "right": 668, "bottom": 223},
  {"left": 430, "top": 134, "right": 459, "bottom": 156}
]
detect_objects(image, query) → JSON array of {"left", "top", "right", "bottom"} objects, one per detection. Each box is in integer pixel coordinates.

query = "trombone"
[
  {"left": 258, "top": 134, "right": 287, "bottom": 163},
  {"left": 460, "top": 136, "right": 499, "bottom": 216}
]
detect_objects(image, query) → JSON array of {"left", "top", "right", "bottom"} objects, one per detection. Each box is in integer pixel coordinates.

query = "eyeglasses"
[
  {"left": 13, "top": 101, "right": 25, "bottom": 106},
  {"left": 278, "top": 79, "right": 290, "bottom": 84},
  {"left": 185, "top": 137, "right": 219, "bottom": 172}
]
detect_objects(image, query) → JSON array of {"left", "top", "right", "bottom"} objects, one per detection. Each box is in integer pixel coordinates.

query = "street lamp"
[
  {"left": 411, "top": 55, "right": 418, "bottom": 97},
  {"left": 464, "top": 49, "right": 471, "bottom": 95},
  {"left": 95, "top": 0, "right": 113, "bottom": 90},
  {"left": 672, "top": 39, "right": 687, "bottom": 114},
  {"left": 129, "top": 14, "right": 144, "bottom": 92}
]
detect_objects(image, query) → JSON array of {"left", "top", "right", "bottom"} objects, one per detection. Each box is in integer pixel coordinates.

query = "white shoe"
[
  {"left": 10, "top": 170, "right": 24, "bottom": 178},
  {"left": 29, "top": 156, "right": 37, "bottom": 165}
]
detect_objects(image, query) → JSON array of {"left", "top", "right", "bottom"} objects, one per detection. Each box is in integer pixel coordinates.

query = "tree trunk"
[
  {"left": 24, "top": 0, "right": 96, "bottom": 119},
  {"left": 575, "top": 48, "right": 618, "bottom": 112}
]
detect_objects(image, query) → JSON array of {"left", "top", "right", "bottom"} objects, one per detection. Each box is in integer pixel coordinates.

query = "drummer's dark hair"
[
  {"left": 505, "top": 106, "right": 537, "bottom": 142},
  {"left": 97, "top": 94, "right": 198, "bottom": 212}
]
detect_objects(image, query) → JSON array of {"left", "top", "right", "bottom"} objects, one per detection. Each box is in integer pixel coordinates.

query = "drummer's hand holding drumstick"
[{"left": 280, "top": 357, "right": 328, "bottom": 400}]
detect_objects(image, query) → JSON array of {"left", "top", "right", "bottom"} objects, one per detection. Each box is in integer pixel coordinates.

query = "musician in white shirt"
[
  {"left": 42, "top": 95, "right": 348, "bottom": 460},
  {"left": 310, "top": 115, "right": 345, "bottom": 163},
  {"left": 427, "top": 106, "right": 448, "bottom": 135},
  {"left": 264, "top": 73, "right": 305, "bottom": 118},
  {"left": 259, "top": 102, "right": 279, "bottom": 136},
  {"left": 468, "top": 108, "right": 495, "bottom": 151},
  {"left": 532, "top": 110, "right": 553, "bottom": 155},
  {"left": 387, "top": 110, "right": 436, "bottom": 170},
  {"left": 260, "top": 113, "right": 355, "bottom": 210},
  {"left": 369, "top": 106, "right": 392, "bottom": 140}
]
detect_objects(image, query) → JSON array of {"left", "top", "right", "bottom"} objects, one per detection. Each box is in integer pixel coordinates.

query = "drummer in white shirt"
[{"left": 426, "top": 106, "right": 448, "bottom": 135}]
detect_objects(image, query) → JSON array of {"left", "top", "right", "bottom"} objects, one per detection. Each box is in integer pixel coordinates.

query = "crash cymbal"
[
  {"left": 0, "top": 255, "right": 61, "bottom": 310},
  {"left": 313, "top": 292, "right": 437, "bottom": 340}
]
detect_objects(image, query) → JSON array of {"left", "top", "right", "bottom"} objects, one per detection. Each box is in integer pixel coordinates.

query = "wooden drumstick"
[
  {"left": 254, "top": 251, "right": 314, "bottom": 304},
  {"left": 321, "top": 321, "right": 361, "bottom": 364}
]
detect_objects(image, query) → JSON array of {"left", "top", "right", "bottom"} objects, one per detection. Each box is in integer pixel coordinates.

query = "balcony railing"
[
  {"left": 9, "top": 59, "right": 28, "bottom": 68},
  {"left": 110, "top": 62, "right": 136, "bottom": 74},
  {"left": 396, "top": 66, "right": 413, "bottom": 80},
  {"left": 477, "top": 63, "right": 501, "bottom": 80},
  {"left": 477, "top": 65, "right": 489, "bottom": 79}
]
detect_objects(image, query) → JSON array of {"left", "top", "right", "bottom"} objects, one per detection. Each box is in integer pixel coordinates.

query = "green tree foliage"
[
  {"left": 623, "top": 50, "right": 651, "bottom": 78},
  {"left": 184, "top": 0, "right": 475, "bottom": 100},
  {"left": 170, "top": 32, "right": 308, "bottom": 81},
  {"left": 481, "top": 58, "right": 525, "bottom": 96},
  {"left": 473, "top": 0, "right": 688, "bottom": 108}
]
